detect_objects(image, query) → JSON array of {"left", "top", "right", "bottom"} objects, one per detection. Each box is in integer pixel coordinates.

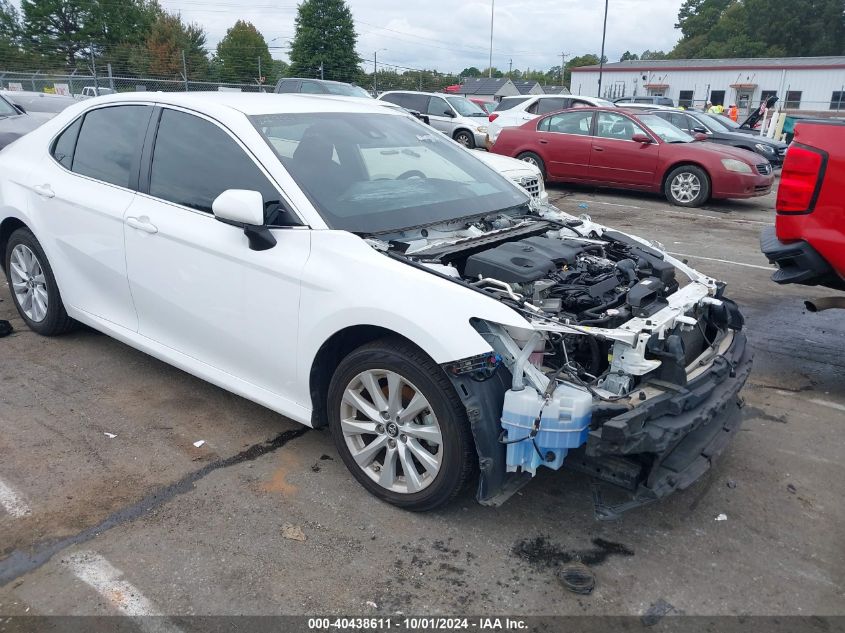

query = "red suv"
[{"left": 761, "top": 119, "right": 845, "bottom": 305}]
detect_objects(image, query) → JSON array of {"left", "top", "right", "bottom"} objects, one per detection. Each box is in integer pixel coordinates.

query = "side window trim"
[{"left": 142, "top": 104, "right": 306, "bottom": 227}]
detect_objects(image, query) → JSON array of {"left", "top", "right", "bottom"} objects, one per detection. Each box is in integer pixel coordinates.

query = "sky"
[{"left": 159, "top": 0, "right": 687, "bottom": 75}]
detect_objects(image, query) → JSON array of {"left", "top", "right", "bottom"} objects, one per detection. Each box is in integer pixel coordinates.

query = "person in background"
[
  {"left": 705, "top": 101, "right": 714, "bottom": 113},
  {"left": 728, "top": 104, "right": 738, "bottom": 121}
]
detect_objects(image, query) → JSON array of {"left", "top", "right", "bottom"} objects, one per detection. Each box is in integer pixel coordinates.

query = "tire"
[
  {"left": 4, "top": 227, "right": 76, "bottom": 336},
  {"left": 517, "top": 151, "right": 547, "bottom": 180},
  {"left": 664, "top": 165, "right": 710, "bottom": 207},
  {"left": 453, "top": 130, "right": 475, "bottom": 149},
  {"left": 327, "top": 337, "right": 474, "bottom": 511}
]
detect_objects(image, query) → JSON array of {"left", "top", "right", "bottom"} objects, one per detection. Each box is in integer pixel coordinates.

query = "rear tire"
[
  {"left": 517, "top": 151, "right": 546, "bottom": 180},
  {"left": 4, "top": 227, "right": 76, "bottom": 336},
  {"left": 327, "top": 337, "right": 474, "bottom": 511},
  {"left": 664, "top": 165, "right": 710, "bottom": 207},
  {"left": 453, "top": 130, "right": 475, "bottom": 149}
]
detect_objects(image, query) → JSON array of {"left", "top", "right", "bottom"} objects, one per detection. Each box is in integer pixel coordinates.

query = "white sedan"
[{"left": 0, "top": 93, "right": 752, "bottom": 514}]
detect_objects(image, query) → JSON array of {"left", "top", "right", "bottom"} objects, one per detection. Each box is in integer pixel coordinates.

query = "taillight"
[
  {"left": 776, "top": 143, "right": 825, "bottom": 213},
  {"left": 489, "top": 113, "right": 499, "bottom": 122}
]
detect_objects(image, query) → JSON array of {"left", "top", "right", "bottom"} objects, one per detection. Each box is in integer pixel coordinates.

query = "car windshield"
[
  {"left": 446, "top": 96, "right": 487, "bottom": 117},
  {"left": 0, "top": 96, "right": 19, "bottom": 117},
  {"left": 706, "top": 113, "right": 738, "bottom": 130},
  {"left": 637, "top": 114, "right": 694, "bottom": 143},
  {"left": 325, "top": 83, "right": 372, "bottom": 98},
  {"left": 492, "top": 97, "right": 531, "bottom": 112},
  {"left": 251, "top": 112, "right": 528, "bottom": 234}
]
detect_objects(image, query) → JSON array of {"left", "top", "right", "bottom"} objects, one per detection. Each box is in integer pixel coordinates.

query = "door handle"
[
  {"left": 538, "top": 139, "right": 549, "bottom": 144},
  {"left": 126, "top": 217, "right": 158, "bottom": 234},
  {"left": 593, "top": 146, "right": 605, "bottom": 152},
  {"left": 33, "top": 184, "right": 55, "bottom": 199}
]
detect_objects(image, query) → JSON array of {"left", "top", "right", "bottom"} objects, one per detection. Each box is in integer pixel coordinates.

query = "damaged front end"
[{"left": 380, "top": 204, "right": 752, "bottom": 517}]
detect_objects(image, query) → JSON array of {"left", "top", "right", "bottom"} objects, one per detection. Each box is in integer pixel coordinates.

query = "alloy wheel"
[
  {"left": 9, "top": 244, "right": 48, "bottom": 322},
  {"left": 340, "top": 369, "right": 443, "bottom": 494},
  {"left": 670, "top": 172, "right": 701, "bottom": 204}
]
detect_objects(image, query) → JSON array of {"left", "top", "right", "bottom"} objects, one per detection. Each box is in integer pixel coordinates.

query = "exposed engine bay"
[{"left": 368, "top": 202, "right": 751, "bottom": 517}]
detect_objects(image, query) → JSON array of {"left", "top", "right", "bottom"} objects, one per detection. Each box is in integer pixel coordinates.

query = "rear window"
[
  {"left": 492, "top": 97, "right": 530, "bottom": 112},
  {"left": 51, "top": 117, "right": 82, "bottom": 170},
  {"left": 72, "top": 105, "right": 151, "bottom": 188}
]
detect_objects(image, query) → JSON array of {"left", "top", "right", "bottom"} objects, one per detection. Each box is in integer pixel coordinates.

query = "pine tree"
[{"left": 288, "top": 0, "right": 360, "bottom": 82}]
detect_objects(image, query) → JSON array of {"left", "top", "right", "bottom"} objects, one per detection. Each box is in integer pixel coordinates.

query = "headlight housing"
[
  {"left": 754, "top": 143, "right": 775, "bottom": 154},
  {"left": 476, "top": 125, "right": 488, "bottom": 133},
  {"left": 721, "top": 158, "right": 753, "bottom": 174}
]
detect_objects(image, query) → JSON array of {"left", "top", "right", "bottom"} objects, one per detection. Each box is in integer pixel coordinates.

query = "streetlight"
[
  {"left": 597, "top": 0, "right": 609, "bottom": 98},
  {"left": 374, "top": 48, "right": 387, "bottom": 94},
  {"left": 488, "top": 0, "right": 495, "bottom": 78}
]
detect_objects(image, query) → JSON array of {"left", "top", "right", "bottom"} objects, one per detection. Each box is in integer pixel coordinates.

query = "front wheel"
[
  {"left": 665, "top": 165, "right": 710, "bottom": 207},
  {"left": 453, "top": 130, "right": 475, "bottom": 149},
  {"left": 327, "top": 337, "right": 474, "bottom": 511},
  {"left": 517, "top": 151, "right": 546, "bottom": 180}
]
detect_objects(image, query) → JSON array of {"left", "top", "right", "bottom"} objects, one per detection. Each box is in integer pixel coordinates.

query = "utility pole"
[
  {"left": 319, "top": 62, "right": 324, "bottom": 80},
  {"left": 90, "top": 44, "right": 99, "bottom": 95},
  {"left": 597, "top": 0, "right": 609, "bottom": 98},
  {"left": 560, "top": 52, "right": 567, "bottom": 84},
  {"left": 258, "top": 56, "right": 262, "bottom": 86},
  {"left": 181, "top": 49, "right": 188, "bottom": 91},
  {"left": 488, "top": 0, "right": 495, "bottom": 78},
  {"left": 373, "top": 51, "right": 378, "bottom": 94}
]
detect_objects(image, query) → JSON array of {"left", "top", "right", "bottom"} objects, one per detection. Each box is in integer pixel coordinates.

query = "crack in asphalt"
[{"left": 0, "top": 427, "right": 309, "bottom": 587}]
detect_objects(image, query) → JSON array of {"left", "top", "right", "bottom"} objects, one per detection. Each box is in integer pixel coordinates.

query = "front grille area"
[
  {"left": 756, "top": 163, "right": 773, "bottom": 175},
  {"left": 519, "top": 176, "right": 540, "bottom": 198}
]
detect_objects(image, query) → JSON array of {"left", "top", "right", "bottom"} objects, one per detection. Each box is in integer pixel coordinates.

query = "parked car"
[
  {"left": 491, "top": 106, "right": 774, "bottom": 207},
  {"left": 470, "top": 98, "right": 495, "bottom": 115},
  {"left": 648, "top": 108, "right": 787, "bottom": 166},
  {"left": 0, "top": 93, "right": 44, "bottom": 150},
  {"left": 79, "top": 86, "right": 116, "bottom": 99},
  {"left": 615, "top": 102, "right": 679, "bottom": 111},
  {"left": 0, "top": 92, "right": 752, "bottom": 514},
  {"left": 274, "top": 78, "right": 372, "bottom": 99},
  {"left": 761, "top": 119, "right": 845, "bottom": 308},
  {"left": 486, "top": 95, "right": 615, "bottom": 146},
  {"left": 615, "top": 95, "right": 675, "bottom": 107},
  {"left": 0, "top": 90, "right": 78, "bottom": 118},
  {"left": 378, "top": 90, "right": 490, "bottom": 148}
]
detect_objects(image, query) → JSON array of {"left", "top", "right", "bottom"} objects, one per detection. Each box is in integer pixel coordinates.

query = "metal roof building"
[{"left": 570, "top": 56, "right": 845, "bottom": 114}]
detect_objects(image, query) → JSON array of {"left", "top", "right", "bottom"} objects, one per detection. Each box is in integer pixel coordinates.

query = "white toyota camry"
[{"left": 0, "top": 93, "right": 752, "bottom": 515}]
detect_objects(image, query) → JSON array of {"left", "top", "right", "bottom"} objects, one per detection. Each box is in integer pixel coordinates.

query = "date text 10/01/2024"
[{"left": 308, "top": 617, "right": 528, "bottom": 630}]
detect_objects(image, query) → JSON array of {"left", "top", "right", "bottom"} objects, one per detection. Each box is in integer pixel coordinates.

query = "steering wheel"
[{"left": 397, "top": 170, "right": 426, "bottom": 180}]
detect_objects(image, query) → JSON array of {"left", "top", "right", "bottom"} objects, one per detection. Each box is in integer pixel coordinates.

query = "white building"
[{"left": 570, "top": 57, "right": 845, "bottom": 115}]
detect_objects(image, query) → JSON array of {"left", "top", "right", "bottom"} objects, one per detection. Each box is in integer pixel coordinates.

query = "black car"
[
  {"left": 651, "top": 108, "right": 787, "bottom": 166},
  {"left": 274, "top": 77, "right": 373, "bottom": 98},
  {"left": 0, "top": 94, "right": 42, "bottom": 150}
]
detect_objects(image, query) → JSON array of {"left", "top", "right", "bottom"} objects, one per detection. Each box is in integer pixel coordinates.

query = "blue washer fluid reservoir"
[{"left": 501, "top": 383, "right": 592, "bottom": 475}]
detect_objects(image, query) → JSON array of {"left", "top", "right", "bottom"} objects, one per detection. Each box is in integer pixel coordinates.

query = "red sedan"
[{"left": 490, "top": 106, "right": 774, "bottom": 207}]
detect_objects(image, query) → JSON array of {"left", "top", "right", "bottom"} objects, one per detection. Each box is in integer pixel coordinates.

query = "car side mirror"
[
  {"left": 631, "top": 133, "right": 653, "bottom": 144},
  {"left": 212, "top": 189, "right": 277, "bottom": 252},
  {"left": 443, "top": 109, "right": 455, "bottom": 117},
  {"left": 692, "top": 126, "right": 708, "bottom": 134},
  {"left": 693, "top": 132, "right": 708, "bottom": 141}
]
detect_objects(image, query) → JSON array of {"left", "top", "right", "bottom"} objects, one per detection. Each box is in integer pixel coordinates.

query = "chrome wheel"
[
  {"left": 340, "top": 369, "right": 443, "bottom": 494},
  {"left": 455, "top": 132, "right": 472, "bottom": 147},
  {"left": 9, "top": 244, "right": 48, "bottom": 322},
  {"left": 670, "top": 172, "right": 701, "bottom": 203}
]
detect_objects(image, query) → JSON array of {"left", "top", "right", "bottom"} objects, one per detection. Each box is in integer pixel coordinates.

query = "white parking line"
[
  {"left": 0, "top": 480, "right": 31, "bottom": 517},
  {"left": 667, "top": 251, "right": 774, "bottom": 271},
  {"left": 65, "top": 552, "right": 182, "bottom": 632},
  {"left": 808, "top": 398, "right": 845, "bottom": 414},
  {"left": 568, "top": 198, "right": 774, "bottom": 226}
]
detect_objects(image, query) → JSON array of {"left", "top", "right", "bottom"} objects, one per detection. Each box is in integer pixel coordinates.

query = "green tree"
[
  {"left": 620, "top": 51, "right": 639, "bottom": 61},
  {"left": 288, "top": 0, "right": 360, "bottom": 82},
  {"left": 641, "top": 49, "right": 668, "bottom": 60},
  {"left": 459, "top": 66, "right": 481, "bottom": 77},
  {"left": 564, "top": 54, "right": 601, "bottom": 86},
  {"left": 0, "top": 0, "right": 27, "bottom": 68},
  {"left": 215, "top": 20, "right": 273, "bottom": 85},
  {"left": 142, "top": 11, "right": 208, "bottom": 80},
  {"left": 21, "top": 0, "right": 99, "bottom": 68}
]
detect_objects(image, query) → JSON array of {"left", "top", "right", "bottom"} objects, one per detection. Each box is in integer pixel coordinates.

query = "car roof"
[{"left": 79, "top": 91, "right": 397, "bottom": 117}]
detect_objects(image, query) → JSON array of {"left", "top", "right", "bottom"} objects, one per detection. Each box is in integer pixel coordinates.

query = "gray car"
[
  {"left": 0, "top": 94, "right": 43, "bottom": 150},
  {"left": 378, "top": 91, "right": 490, "bottom": 149}
]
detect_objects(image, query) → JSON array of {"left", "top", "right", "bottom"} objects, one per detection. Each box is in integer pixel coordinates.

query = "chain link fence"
[{"left": 0, "top": 69, "right": 271, "bottom": 96}]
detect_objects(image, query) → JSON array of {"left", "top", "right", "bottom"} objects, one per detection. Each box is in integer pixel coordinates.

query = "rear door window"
[
  {"left": 72, "top": 105, "right": 151, "bottom": 188},
  {"left": 492, "top": 97, "right": 531, "bottom": 112},
  {"left": 51, "top": 117, "right": 83, "bottom": 170},
  {"left": 149, "top": 109, "right": 287, "bottom": 224},
  {"left": 301, "top": 81, "right": 326, "bottom": 94},
  {"left": 403, "top": 94, "right": 430, "bottom": 112},
  {"left": 276, "top": 79, "right": 301, "bottom": 93},
  {"left": 541, "top": 110, "right": 594, "bottom": 135},
  {"left": 536, "top": 97, "right": 570, "bottom": 114}
]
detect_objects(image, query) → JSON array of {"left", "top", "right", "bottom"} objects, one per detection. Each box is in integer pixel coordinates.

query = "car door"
[
  {"left": 28, "top": 104, "right": 153, "bottom": 330},
  {"left": 123, "top": 106, "right": 311, "bottom": 400},
  {"left": 590, "top": 111, "right": 659, "bottom": 187},
  {"left": 426, "top": 95, "right": 456, "bottom": 136},
  {"left": 536, "top": 110, "right": 595, "bottom": 180}
]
